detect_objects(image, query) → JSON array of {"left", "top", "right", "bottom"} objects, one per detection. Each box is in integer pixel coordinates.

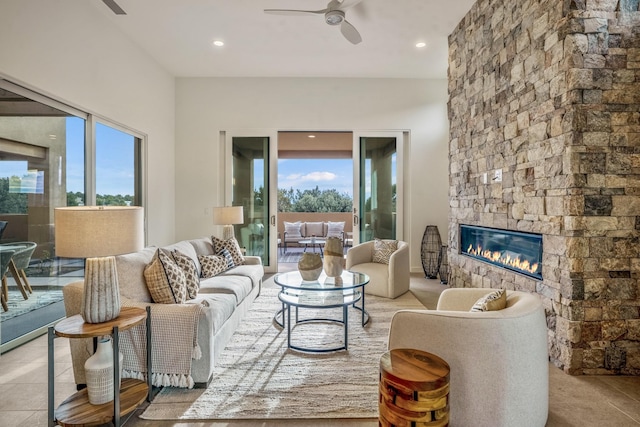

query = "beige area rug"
[{"left": 140, "top": 281, "right": 427, "bottom": 420}]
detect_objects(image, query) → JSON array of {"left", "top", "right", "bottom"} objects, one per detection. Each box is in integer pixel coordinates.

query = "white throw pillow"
[
  {"left": 327, "top": 221, "right": 345, "bottom": 238},
  {"left": 284, "top": 221, "right": 302, "bottom": 238}
]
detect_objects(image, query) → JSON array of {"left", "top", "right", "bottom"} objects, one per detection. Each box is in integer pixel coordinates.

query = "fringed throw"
[{"left": 120, "top": 300, "right": 204, "bottom": 389}]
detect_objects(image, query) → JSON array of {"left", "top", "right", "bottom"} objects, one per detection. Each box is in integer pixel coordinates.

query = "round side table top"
[
  {"left": 380, "top": 348, "right": 450, "bottom": 392},
  {"left": 54, "top": 306, "right": 147, "bottom": 338}
]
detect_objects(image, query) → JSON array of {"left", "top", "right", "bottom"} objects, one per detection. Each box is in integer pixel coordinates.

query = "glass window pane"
[
  {"left": 360, "top": 137, "right": 397, "bottom": 241},
  {"left": 96, "top": 122, "right": 138, "bottom": 206},
  {"left": 0, "top": 87, "right": 86, "bottom": 348},
  {"left": 232, "top": 137, "right": 270, "bottom": 265}
]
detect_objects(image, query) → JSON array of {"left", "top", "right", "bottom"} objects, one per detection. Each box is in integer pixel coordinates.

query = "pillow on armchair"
[
  {"left": 284, "top": 221, "right": 302, "bottom": 238},
  {"left": 372, "top": 239, "right": 398, "bottom": 264}
]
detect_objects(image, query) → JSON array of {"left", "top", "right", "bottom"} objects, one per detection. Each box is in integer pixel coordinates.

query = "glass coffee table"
[{"left": 273, "top": 270, "right": 370, "bottom": 353}]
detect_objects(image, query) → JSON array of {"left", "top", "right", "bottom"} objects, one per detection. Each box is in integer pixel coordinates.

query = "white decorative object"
[
  {"left": 323, "top": 237, "right": 344, "bottom": 280},
  {"left": 54, "top": 206, "right": 144, "bottom": 323},
  {"left": 213, "top": 206, "right": 244, "bottom": 240},
  {"left": 84, "top": 337, "right": 123, "bottom": 405}
]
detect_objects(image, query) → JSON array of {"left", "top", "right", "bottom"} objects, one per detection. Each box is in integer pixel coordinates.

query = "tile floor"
[{"left": 1, "top": 274, "right": 639, "bottom": 426}]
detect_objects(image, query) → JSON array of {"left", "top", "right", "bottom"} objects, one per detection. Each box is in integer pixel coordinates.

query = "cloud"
[{"left": 287, "top": 171, "right": 337, "bottom": 182}]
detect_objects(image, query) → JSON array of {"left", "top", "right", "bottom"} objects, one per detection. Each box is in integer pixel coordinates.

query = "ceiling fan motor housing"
[{"left": 325, "top": 10, "right": 345, "bottom": 25}]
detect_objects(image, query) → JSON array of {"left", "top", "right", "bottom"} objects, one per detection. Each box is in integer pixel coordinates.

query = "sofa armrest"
[
  {"left": 243, "top": 256, "right": 262, "bottom": 265},
  {"left": 388, "top": 241, "right": 409, "bottom": 293},
  {"left": 345, "top": 241, "right": 374, "bottom": 269},
  {"left": 436, "top": 288, "right": 496, "bottom": 311}
]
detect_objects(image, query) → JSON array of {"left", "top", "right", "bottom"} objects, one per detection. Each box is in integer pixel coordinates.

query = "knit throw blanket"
[{"left": 120, "top": 301, "right": 204, "bottom": 389}]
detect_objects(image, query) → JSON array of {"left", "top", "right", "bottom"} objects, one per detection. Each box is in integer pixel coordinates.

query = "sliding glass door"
[
  {"left": 225, "top": 131, "right": 277, "bottom": 272},
  {"left": 353, "top": 131, "right": 404, "bottom": 244}
]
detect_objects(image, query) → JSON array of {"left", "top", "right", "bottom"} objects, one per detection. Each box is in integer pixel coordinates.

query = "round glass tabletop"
[{"left": 273, "top": 270, "right": 369, "bottom": 291}]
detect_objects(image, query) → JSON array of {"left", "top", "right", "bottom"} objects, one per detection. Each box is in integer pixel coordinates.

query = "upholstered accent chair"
[
  {"left": 345, "top": 239, "right": 409, "bottom": 298},
  {"left": 388, "top": 288, "right": 549, "bottom": 427}
]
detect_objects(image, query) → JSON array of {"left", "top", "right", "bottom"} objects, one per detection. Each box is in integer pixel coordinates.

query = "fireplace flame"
[{"left": 466, "top": 244, "right": 540, "bottom": 275}]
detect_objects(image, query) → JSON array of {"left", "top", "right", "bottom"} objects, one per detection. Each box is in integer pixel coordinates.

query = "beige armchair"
[
  {"left": 388, "top": 288, "right": 549, "bottom": 427},
  {"left": 345, "top": 240, "right": 409, "bottom": 298}
]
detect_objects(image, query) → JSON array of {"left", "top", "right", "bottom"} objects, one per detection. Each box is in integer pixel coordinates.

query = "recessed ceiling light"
[
  {"left": 416, "top": 42, "right": 427, "bottom": 48},
  {"left": 308, "top": 135, "right": 316, "bottom": 138},
  {"left": 213, "top": 40, "right": 224, "bottom": 47}
]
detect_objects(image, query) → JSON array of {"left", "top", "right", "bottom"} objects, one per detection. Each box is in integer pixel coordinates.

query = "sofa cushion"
[
  {"left": 144, "top": 249, "right": 187, "bottom": 304},
  {"left": 190, "top": 293, "right": 237, "bottom": 335},
  {"left": 305, "top": 221, "right": 324, "bottom": 237},
  {"left": 172, "top": 250, "right": 200, "bottom": 299},
  {"left": 198, "top": 274, "right": 253, "bottom": 305},
  {"left": 373, "top": 239, "right": 398, "bottom": 265},
  {"left": 219, "top": 264, "right": 263, "bottom": 289},
  {"left": 199, "top": 254, "right": 228, "bottom": 278},
  {"left": 284, "top": 221, "right": 302, "bottom": 239},
  {"left": 211, "top": 237, "right": 245, "bottom": 267},
  {"left": 116, "top": 247, "right": 157, "bottom": 302},
  {"left": 470, "top": 289, "right": 507, "bottom": 312}
]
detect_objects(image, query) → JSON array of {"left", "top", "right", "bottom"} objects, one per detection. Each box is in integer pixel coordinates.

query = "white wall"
[
  {"left": 0, "top": 0, "right": 176, "bottom": 246},
  {"left": 175, "top": 77, "right": 450, "bottom": 272}
]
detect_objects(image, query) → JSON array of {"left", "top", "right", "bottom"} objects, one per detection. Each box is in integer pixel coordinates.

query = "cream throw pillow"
[
  {"left": 470, "top": 289, "right": 507, "bottom": 312},
  {"left": 327, "top": 221, "right": 345, "bottom": 238},
  {"left": 284, "top": 221, "right": 302, "bottom": 238},
  {"left": 372, "top": 239, "right": 398, "bottom": 264}
]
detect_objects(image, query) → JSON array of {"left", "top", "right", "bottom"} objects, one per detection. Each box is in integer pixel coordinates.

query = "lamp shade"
[
  {"left": 54, "top": 206, "right": 144, "bottom": 258},
  {"left": 212, "top": 206, "right": 244, "bottom": 225}
]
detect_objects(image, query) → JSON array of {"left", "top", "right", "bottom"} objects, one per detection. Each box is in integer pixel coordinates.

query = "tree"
[
  {"left": 278, "top": 185, "right": 352, "bottom": 213},
  {"left": 0, "top": 177, "right": 27, "bottom": 214}
]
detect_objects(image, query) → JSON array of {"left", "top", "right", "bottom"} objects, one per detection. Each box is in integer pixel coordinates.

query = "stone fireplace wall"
[{"left": 447, "top": 0, "right": 640, "bottom": 374}]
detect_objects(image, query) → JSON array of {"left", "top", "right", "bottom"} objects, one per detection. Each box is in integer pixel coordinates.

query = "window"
[{"left": 0, "top": 79, "right": 144, "bottom": 351}]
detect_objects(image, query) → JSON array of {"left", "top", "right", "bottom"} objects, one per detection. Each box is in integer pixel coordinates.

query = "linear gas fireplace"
[{"left": 460, "top": 225, "right": 543, "bottom": 280}]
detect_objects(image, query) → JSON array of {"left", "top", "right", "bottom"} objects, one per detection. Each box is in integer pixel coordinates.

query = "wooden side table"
[
  {"left": 48, "top": 306, "right": 152, "bottom": 427},
  {"left": 379, "top": 348, "right": 450, "bottom": 427}
]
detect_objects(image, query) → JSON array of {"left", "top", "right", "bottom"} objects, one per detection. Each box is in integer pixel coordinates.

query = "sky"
[{"left": 277, "top": 159, "right": 353, "bottom": 196}]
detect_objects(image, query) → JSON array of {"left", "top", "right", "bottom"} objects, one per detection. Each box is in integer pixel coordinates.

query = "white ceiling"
[{"left": 93, "top": 0, "right": 476, "bottom": 79}]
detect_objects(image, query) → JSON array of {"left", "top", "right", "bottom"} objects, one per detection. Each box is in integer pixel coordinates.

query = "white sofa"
[
  {"left": 345, "top": 240, "right": 410, "bottom": 298},
  {"left": 62, "top": 236, "right": 264, "bottom": 388},
  {"left": 387, "top": 288, "right": 549, "bottom": 427}
]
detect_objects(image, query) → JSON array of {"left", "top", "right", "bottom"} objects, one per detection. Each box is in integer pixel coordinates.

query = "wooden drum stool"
[{"left": 379, "top": 348, "right": 450, "bottom": 427}]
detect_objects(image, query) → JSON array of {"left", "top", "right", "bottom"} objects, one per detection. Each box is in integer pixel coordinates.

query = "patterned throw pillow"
[
  {"left": 284, "top": 221, "right": 302, "bottom": 238},
  {"left": 198, "top": 254, "right": 228, "bottom": 278},
  {"left": 372, "top": 239, "right": 398, "bottom": 264},
  {"left": 172, "top": 250, "right": 199, "bottom": 299},
  {"left": 218, "top": 248, "right": 235, "bottom": 269},
  {"left": 470, "top": 289, "right": 507, "bottom": 312},
  {"left": 327, "top": 221, "right": 345, "bottom": 238},
  {"left": 144, "top": 249, "right": 187, "bottom": 304},
  {"left": 211, "top": 236, "right": 245, "bottom": 267}
]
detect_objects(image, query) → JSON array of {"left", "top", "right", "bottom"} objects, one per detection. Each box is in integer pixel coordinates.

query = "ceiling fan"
[
  {"left": 265, "top": 0, "right": 365, "bottom": 45},
  {"left": 102, "top": 0, "right": 126, "bottom": 15}
]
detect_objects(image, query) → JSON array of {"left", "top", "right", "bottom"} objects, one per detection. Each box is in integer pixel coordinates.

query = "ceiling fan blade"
[
  {"left": 340, "top": 20, "right": 362, "bottom": 44},
  {"left": 102, "top": 0, "right": 126, "bottom": 15},
  {"left": 264, "top": 8, "right": 327, "bottom": 16},
  {"left": 337, "top": 0, "right": 365, "bottom": 10}
]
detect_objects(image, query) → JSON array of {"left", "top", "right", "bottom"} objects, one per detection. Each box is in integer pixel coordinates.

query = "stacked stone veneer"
[{"left": 447, "top": 0, "right": 640, "bottom": 375}]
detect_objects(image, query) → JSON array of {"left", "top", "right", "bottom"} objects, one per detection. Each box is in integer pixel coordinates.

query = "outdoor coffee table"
[
  {"left": 273, "top": 270, "right": 370, "bottom": 353},
  {"left": 299, "top": 238, "right": 326, "bottom": 254}
]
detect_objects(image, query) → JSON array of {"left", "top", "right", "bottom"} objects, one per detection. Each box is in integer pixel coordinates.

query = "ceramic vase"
[
  {"left": 323, "top": 237, "right": 344, "bottom": 280},
  {"left": 82, "top": 256, "right": 121, "bottom": 323},
  {"left": 84, "top": 337, "right": 123, "bottom": 405},
  {"left": 298, "top": 252, "right": 323, "bottom": 281}
]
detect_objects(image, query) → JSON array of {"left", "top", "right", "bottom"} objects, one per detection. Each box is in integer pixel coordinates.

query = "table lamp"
[
  {"left": 212, "top": 206, "right": 244, "bottom": 240},
  {"left": 55, "top": 206, "right": 144, "bottom": 323}
]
